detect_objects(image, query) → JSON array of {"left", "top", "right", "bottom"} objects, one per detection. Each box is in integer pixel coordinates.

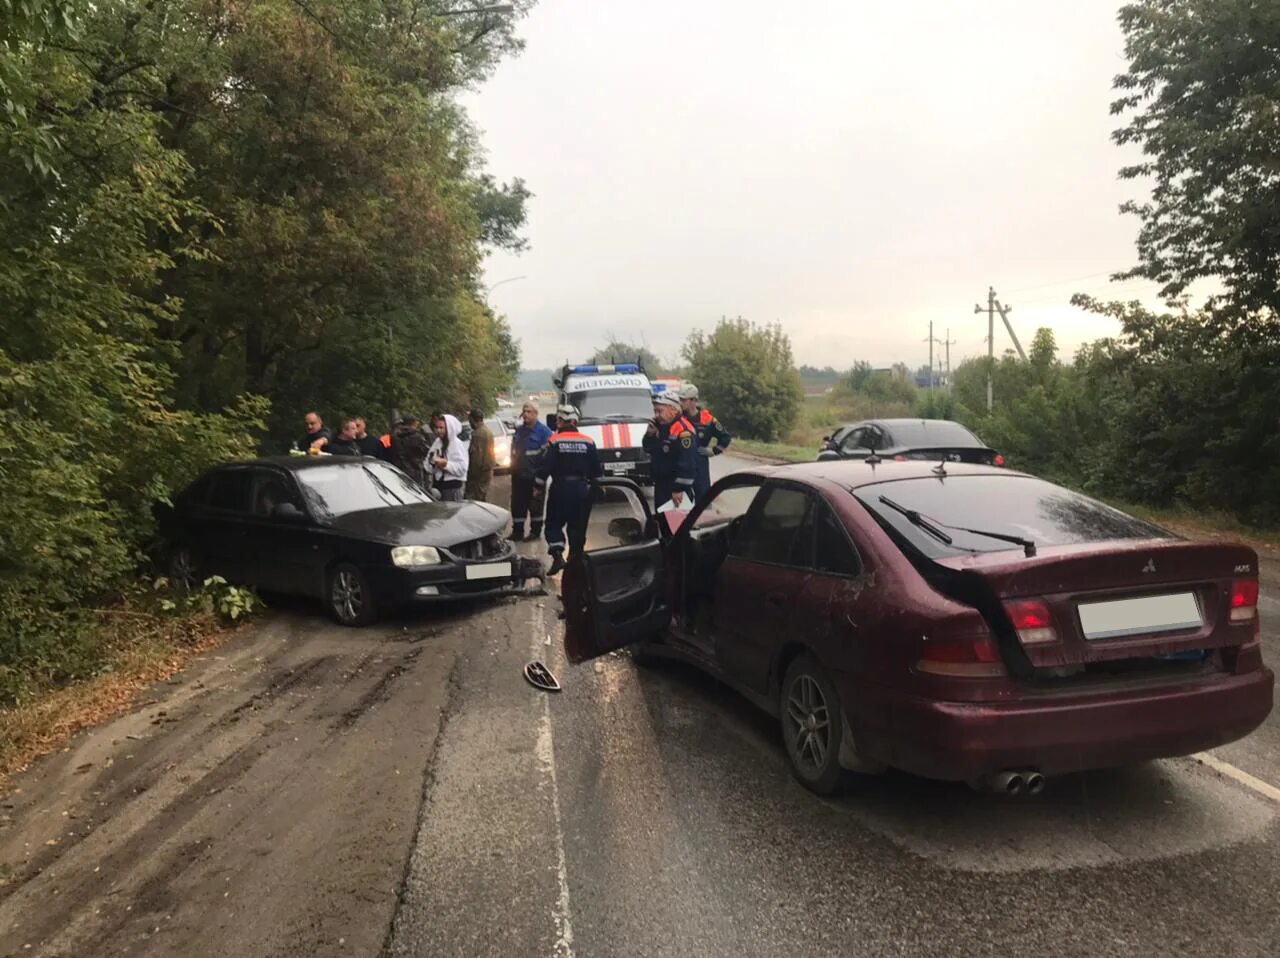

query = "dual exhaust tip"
[{"left": 974, "top": 770, "right": 1046, "bottom": 796}]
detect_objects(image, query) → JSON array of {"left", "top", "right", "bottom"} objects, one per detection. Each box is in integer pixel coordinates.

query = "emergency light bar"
[{"left": 567, "top": 363, "right": 640, "bottom": 375}]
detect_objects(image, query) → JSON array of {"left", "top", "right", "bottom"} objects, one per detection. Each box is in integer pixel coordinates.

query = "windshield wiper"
[
  {"left": 941, "top": 524, "right": 1037, "bottom": 557},
  {"left": 878, "top": 495, "right": 1036, "bottom": 557},
  {"left": 878, "top": 495, "right": 954, "bottom": 545},
  {"left": 362, "top": 465, "right": 405, "bottom": 506}
]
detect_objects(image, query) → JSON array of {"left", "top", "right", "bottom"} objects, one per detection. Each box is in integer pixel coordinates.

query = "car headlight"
[{"left": 391, "top": 546, "right": 441, "bottom": 568}]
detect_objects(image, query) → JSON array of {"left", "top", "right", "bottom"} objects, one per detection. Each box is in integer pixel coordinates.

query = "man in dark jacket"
[
  {"left": 643, "top": 393, "right": 697, "bottom": 509},
  {"left": 510, "top": 402, "right": 553, "bottom": 540},
  {"left": 299, "top": 411, "right": 332, "bottom": 453},
  {"left": 391, "top": 416, "right": 432, "bottom": 488},
  {"left": 353, "top": 417, "right": 386, "bottom": 459},
  {"left": 537, "top": 405, "right": 601, "bottom": 576},
  {"left": 465, "top": 410, "right": 496, "bottom": 501},
  {"left": 326, "top": 418, "right": 363, "bottom": 457}
]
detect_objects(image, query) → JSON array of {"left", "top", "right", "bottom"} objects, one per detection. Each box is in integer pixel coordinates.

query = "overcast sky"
[{"left": 466, "top": 0, "right": 1172, "bottom": 372}]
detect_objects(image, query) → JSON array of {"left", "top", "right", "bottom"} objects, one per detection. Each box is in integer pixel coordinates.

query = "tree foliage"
[
  {"left": 588, "top": 340, "right": 667, "bottom": 375},
  {"left": 1114, "top": 0, "right": 1280, "bottom": 321},
  {"left": 682, "top": 320, "right": 803, "bottom": 441},
  {"left": 0, "top": 0, "right": 532, "bottom": 701}
]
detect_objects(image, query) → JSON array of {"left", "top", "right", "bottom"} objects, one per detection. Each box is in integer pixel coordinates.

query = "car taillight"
[
  {"left": 893, "top": 455, "right": 907, "bottom": 462},
  {"left": 917, "top": 637, "right": 1005, "bottom": 677},
  {"left": 1004, "top": 598, "right": 1057, "bottom": 646},
  {"left": 1230, "top": 579, "right": 1259, "bottom": 624},
  {"left": 994, "top": 454, "right": 1005, "bottom": 467}
]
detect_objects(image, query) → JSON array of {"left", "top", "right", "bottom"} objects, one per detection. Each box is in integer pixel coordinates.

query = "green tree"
[
  {"left": 1113, "top": 0, "right": 1280, "bottom": 320},
  {"left": 588, "top": 340, "right": 666, "bottom": 375},
  {"left": 682, "top": 320, "right": 803, "bottom": 441}
]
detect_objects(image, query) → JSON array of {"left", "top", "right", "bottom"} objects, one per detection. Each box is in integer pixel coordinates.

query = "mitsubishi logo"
[{"left": 1142, "top": 559, "right": 1156, "bottom": 574}]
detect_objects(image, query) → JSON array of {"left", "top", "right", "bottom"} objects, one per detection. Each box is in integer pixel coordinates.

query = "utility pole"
[
  {"left": 943, "top": 328, "right": 957, "bottom": 391},
  {"left": 973, "top": 286, "right": 1024, "bottom": 411},
  {"left": 994, "top": 297, "right": 1026, "bottom": 361},
  {"left": 974, "top": 287, "right": 995, "bottom": 412},
  {"left": 922, "top": 322, "right": 944, "bottom": 390}
]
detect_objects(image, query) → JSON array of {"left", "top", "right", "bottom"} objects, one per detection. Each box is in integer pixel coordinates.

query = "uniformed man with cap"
[
  {"left": 644, "top": 392, "right": 697, "bottom": 509},
  {"left": 679, "top": 384, "right": 732, "bottom": 502},
  {"left": 536, "top": 404, "right": 602, "bottom": 577}
]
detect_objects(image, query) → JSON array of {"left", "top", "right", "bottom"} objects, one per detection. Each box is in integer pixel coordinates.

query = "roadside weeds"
[{"left": 0, "top": 608, "right": 241, "bottom": 791}]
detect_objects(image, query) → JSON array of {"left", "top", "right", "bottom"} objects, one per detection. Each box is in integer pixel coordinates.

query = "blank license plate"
[
  {"left": 1078, "top": 593, "right": 1202, "bottom": 640},
  {"left": 465, "top": 562, "right": 512, "bottom": 581}
]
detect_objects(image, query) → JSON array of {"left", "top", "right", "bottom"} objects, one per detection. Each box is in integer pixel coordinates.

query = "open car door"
[{"left": 561, "top": 479, "right": 671, "bottom": 664}]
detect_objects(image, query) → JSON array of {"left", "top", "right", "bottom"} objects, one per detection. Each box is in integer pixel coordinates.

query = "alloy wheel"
[
  {"left": 785, "top": 674, "right": 831, "bottom": 774},
  {"left": 332, "top": 569, "right": 364, "bottom": 624}
]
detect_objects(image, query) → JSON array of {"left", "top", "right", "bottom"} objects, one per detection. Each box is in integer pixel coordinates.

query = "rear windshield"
[
  {"left": 886, "top": 420, "right": 982, "bottom": 448},
  {"left": 853, "top": 474, "right": 1170, "bottom": 559}
]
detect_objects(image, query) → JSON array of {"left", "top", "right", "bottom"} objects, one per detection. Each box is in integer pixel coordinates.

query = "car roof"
[
  {"left": 213, "top": 456, "right": 382, "bottom": 473},
  {"left": 734, "top": 459, "right": 1025, "bottom": 491}
]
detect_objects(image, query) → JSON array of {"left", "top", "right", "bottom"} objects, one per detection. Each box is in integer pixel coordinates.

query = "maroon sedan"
[{"left": 560, "top": 462, "right": 1272, "bottom": 795}]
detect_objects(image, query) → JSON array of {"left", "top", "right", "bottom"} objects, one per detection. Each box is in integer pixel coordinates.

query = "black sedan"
[
  {"left": 818, "top": 418, "right": 1003, "bottom": 466},
  {"left": 158, "top": 457, "right": 540, "bottom": 625}
]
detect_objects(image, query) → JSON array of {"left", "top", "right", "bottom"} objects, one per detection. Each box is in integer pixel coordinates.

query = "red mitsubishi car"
[{"left": 560, "top": 462, "right": 1272, "bottom": 795}]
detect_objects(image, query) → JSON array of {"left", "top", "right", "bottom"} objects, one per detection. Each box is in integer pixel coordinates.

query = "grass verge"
[
  {"left": 732, "top": 439, "right": 813, "bottom": 463},
  {"left": 0, "top": 603, "right": 240, "bottom": 787}
]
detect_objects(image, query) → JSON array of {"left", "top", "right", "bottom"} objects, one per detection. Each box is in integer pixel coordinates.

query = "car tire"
[
  {"left": 629, "top": 641, "right": 666, "bottom": 668},
  {"left": 167, "top": 544, "right": 201, "bottom": 595},
  {"left": 328, "top": 562, "right": 378, "bottom": 627},
  {"left": 780, "top": 654, "right": 846, "bottom": 796}
]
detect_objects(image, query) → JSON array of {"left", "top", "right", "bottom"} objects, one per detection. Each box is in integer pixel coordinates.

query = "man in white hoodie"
[{"left": 428, "top": 412, "right": 470, "bottom": 501}]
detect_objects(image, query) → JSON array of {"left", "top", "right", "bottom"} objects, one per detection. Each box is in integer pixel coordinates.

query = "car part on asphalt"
[{"left": 523, "top": 661, "right": 561, "bottom": 692}]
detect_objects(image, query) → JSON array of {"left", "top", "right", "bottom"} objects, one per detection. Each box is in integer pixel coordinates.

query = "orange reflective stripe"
[{"left": 553, "top": 431, "right": 596, "bottom": 444}]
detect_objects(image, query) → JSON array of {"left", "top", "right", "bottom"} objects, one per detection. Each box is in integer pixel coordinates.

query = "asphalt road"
[{"left": 2, "top": 456, "right": 1279, "bottom": 957}]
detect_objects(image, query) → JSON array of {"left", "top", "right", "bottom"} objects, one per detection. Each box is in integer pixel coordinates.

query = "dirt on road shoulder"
[{"left": 0, "top": 606, "right": 495, "bottom": 958}]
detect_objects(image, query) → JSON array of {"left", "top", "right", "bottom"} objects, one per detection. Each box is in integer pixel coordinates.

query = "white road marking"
[
  {"left": 532, "top": 602, "right": 575, "bottom": 958},
  {"left": 1192, "top": 751, "right": 1280, "bottom": 804}
]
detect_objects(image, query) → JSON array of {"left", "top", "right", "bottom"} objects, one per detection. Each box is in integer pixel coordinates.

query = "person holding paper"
[{"left": 643, "top": 392, "right": 697, "bottom": 510}]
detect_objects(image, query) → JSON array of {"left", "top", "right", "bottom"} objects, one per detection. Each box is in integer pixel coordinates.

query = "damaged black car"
[{"left": 157, "top": 457, "right": 540, "bottom": 625}]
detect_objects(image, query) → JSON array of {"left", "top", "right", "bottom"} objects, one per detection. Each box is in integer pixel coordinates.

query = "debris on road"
[{"left": 523, "top": 662, "right": 561, "bottom": 692}]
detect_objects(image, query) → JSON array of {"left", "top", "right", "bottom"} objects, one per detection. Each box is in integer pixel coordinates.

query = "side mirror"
[
  {"left": 273, "top": 502, "right": 305, "bottom": 521},
  {"left": 607, "top": 516, "right": 645, "bottom": 544}
]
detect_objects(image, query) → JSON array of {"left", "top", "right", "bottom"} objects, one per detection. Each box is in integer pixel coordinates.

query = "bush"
[{"left": 683, "top": 319, "right": 804, "bottom": 442}]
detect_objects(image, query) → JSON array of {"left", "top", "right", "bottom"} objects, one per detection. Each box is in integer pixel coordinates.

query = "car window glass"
[
  {"left": 692, "top": 483, "right": 760, "bottom": 530},
  {"left": 785, "top": 496, "right": 816, "bottom": 567},
  {"left": 208, "top": 471, "right": 253, "bottom": 513},
  {"left": 252, "top": 471, "right": 302, "bottom": 517},
  {"left": 734, "top": 486, "right": 810, "bottom": 565},
  {"left": 853, "top": 475, "right": 1173, "bottom": 559},
  {"left": 584, "top": 483, "right": 651, "bottom": 551},
  {"left": 297, "top": 462, "right": 433, "bottom": 517},
  {"left": 815, "top": 501, "right": 861, "bottom": 576},
  {"left": 839, "top": 428, "right": 866, "bottom": 453}
]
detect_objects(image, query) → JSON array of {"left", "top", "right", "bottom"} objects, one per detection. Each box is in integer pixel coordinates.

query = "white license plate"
[
  {"left": 1078, "top": 592, "right": 1203, "bottom": 640},
  {"left": 604, "top": 462, "right": 632, "bottom": 472},
  {"left": 465, "top": 562, "right": 512, "bottom": 581}
]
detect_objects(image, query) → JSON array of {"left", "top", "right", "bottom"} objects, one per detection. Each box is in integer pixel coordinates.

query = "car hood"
[{"left": 326, "top": 501, "right": 510, "bottom": 547}]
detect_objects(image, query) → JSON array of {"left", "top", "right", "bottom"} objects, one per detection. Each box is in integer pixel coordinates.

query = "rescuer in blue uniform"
[
  {"left": 537, "top": 404, "right": 602, "bottom": 577},
  {"left": 643, "top": 392, "right": 697, "bottom": 509},
  {"left": 679, "top": 384, "right": 731, "bottom": 502}
]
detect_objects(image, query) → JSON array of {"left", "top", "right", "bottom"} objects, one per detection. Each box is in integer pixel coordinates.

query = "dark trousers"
[
  {"left": 545, "top": 480, "right": 591, "bottom": 555},
  {"left": 510, "top": 475, "right": 543, "bottom": 536},
  {"left": 694, "top": 452, "right": 712, "bottom": 501}
]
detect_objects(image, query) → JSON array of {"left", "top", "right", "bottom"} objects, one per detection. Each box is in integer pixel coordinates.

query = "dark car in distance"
[
  {"left": 818, "top": 418, "right": 1003, "bottom": 466},
  {"left": 158, "top": 457, "right": 538, "bottom": 626},
  {"left": 561, "top": 463, "right": 1271, "bottom": 795}
]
